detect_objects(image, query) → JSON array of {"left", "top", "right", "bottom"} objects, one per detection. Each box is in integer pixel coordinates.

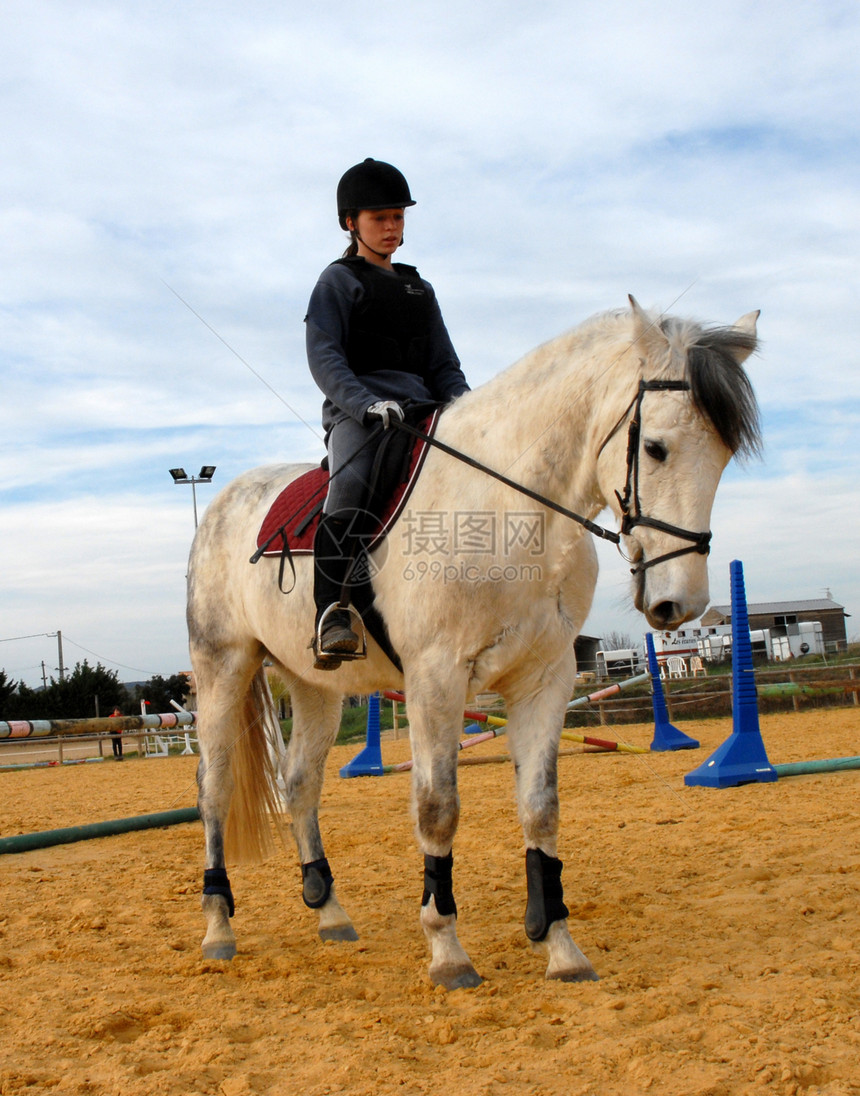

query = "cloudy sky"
[{"left": 2, "top": 0, "right": 858, "bottom": 691}]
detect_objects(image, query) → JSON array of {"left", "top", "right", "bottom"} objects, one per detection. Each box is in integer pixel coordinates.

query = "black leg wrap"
[
  {"left": 524, "top": 848, "right": 569, "bottom": 942},
  {"left": 302, "top": 857, "right": 334, "bottom": 909},
  {"left": 422, "top": 852, "right": 457, "bottom": 918},
  {"left": 203, "top": 867, "right": 235, "bottom": 918}
]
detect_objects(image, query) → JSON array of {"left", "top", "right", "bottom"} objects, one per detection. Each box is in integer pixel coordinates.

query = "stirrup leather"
[{"left": 311, "top": 603, "right": 367, "bottom": 670}]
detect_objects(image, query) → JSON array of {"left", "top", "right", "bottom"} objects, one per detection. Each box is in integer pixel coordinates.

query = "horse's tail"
[{"left": 224, "top": 667, "right": 289, "bottom": 865}]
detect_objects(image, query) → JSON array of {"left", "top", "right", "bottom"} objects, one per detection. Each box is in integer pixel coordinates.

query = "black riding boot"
[{"left": 312, "top": 514, "right": 360, "bottom": 660}]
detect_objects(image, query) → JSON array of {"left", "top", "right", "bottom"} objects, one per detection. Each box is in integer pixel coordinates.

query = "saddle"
[
  {"left": 255, "top": 408, "right": 440, "bottom": 563},
  {"left": 252, "top": 408, "right": 440, "bottom": 672}
]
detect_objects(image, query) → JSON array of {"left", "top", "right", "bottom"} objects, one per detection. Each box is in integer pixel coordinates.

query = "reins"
[
  {"left": 252, "top": 378, "right": 714, "bottom": 588},
  {"left": 389, "top": 418, "right": 621, "bottom": 545},
  {"left": 391, "top": 378, "right": 713, "bottom": 575}
]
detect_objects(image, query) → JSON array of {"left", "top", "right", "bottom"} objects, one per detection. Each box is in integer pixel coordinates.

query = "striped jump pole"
[
  {"left": 0, "top": 710, "right": 196, "bottom": 741},
  {"left": 561, "top": 672, "right": 650, "bottom": 752},
  {"left": 565, "top": 672, "right": 649, "bottom": 710},
  {"left": 560, "top": 730, "right": 647, "bottom": 754},
  {"left": 375, "top": 677, "right": 651, "bottom": 771},
  {"left": 337, "top": 676, "right": 654, "bottom": 778}
]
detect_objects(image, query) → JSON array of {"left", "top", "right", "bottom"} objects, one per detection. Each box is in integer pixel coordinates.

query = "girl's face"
[{"left": 348, "top": 208, "right": 405, "bottom": 263}]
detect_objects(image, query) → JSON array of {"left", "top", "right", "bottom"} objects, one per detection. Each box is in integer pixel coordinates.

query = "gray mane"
[{"left": 663, "top": 319, "right": 762, "bottom": 458}]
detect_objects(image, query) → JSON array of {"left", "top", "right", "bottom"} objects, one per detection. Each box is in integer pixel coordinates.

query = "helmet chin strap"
[
  {"left": 347, "top": 218, "right": 404, "bottom": 261},
  {"left": 355, "top": 233, "right": 389, "bottom": 260}
]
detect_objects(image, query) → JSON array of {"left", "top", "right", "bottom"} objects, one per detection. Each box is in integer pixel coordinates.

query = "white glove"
[{"left": 365, "top": 400, "right": 405, "bottom": 429}]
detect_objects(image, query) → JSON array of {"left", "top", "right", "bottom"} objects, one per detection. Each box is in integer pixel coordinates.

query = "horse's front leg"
[
  {"left": 284, "top": 682, "right": 358, "bottom": 942},
  {"left": 408, "top": 676, "right": 482, "bottom": 990},
  {"left": 196, "top": 667, "right": 244, "bottom": 961},
  {"left": 506, "top": 687, "right": 599, "bottom": 982},
  {"left": 198, "top": 746, "right": 238, "bottom": 960}
]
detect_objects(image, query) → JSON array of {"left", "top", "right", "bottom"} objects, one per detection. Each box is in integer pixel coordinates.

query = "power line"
[{"left": 60, "top": 635, "right": 161, "bottom": 678}]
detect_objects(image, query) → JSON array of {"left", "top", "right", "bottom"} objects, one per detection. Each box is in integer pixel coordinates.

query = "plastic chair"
[
  {"left": 689, "top": 656, "right": 707, "bottom": 677},
  {"left": 666, "top": 656, "right": 688, "bottom": 678}
]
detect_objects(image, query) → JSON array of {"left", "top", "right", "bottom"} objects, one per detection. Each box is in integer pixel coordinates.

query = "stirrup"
[{"left": 311, "top": 604, "right": 367, "bottom": 670}]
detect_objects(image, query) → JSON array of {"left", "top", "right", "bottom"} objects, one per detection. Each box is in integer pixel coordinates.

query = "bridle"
[{"left": 597, "top": 378, "right": 712, "bottom": 574}]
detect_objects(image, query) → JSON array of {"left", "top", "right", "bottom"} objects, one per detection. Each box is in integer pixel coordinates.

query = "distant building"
[
  {"left": 700, "top": 597, "right": 849, "bottom": 653},
  {"left": 574, "top": 634, "right": 601, "bottom": 675},
  {"left": 180, "top": 671, "right": 197, "bottom": 710}
]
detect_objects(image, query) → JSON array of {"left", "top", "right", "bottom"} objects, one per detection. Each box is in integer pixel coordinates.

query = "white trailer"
[
  {"left": 699, "top": 628, "right": 774, "bottom": 663},
  {"left": 770, "top": 621, "right": 825, "bottom": 660},
  {"left": 697, "top": 632, "right": 731, "bottom": 662},
  {"left": 700, "top": 621, "right": 824, "bottom": 663},
  {"left": 596, "top": 648, "right": 643, "bottom": 679}
]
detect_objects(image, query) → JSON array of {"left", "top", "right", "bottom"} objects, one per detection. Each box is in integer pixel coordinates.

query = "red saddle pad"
[{"left": 256, "top": 410, "right": 439, "bottom": 557}]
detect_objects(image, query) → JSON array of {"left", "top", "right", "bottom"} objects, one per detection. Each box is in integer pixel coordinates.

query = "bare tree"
[{"left": 601, "top": 630, "right": 638, "bottom": 651}]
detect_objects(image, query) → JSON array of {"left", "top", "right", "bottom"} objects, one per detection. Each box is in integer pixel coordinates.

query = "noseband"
[{"left": 599, "top": 379, "right": 712, "bottom": 574}]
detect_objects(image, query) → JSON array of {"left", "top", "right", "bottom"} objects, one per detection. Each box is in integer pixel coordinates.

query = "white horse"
[{"left": 188, "top": 297, "right": 760, "bottom": 988}]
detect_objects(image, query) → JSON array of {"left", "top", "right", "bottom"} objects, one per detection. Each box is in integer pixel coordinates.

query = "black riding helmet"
[{"left": 337, "top": 158, "right": 416, "bottom": 229}]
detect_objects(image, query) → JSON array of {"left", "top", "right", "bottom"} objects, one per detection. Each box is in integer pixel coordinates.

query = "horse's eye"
[{"left": 644, "top": 439, "right": 667, "bottom": 463}]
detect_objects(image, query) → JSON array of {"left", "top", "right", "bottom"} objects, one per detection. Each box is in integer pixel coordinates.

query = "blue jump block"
[
  {"left": 645, "top": 633, "right": 699, "bottom": 751},
  {"left": 340, "top": 692, "right": 385, "bottom": 777},
  {"left": 685, "top": 560, "right": 777, "bottom": 788}
]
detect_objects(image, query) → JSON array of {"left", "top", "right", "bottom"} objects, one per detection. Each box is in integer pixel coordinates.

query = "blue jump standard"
[
  {"left": 685, "top": 560, "right": 777, "bottom": 788},
  {"left": 340, "top": 692, "right": 385, "bottom": 777},
  {"left": 645, "top": 633, "right": 699, "bottom": 751}
]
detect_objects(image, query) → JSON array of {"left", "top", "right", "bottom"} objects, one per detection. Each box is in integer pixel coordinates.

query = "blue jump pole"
[
  {"left": 685, "top": 560, "right": 777, "bottom": 788},
  {"left": 645, "top": 633, "right": 699, "bottom": 751},
  {"left": 340, "top": 692, "right": 385, "bottom": 777}
]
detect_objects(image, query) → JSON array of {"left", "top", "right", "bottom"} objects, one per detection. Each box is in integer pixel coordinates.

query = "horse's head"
[{"left": 596, "top": 297, "right": 761, "bottom": 629}]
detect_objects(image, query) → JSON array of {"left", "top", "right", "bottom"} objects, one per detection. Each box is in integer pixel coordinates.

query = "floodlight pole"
[{"left": 190, "top": 478, "right": 200, "bottom": 529}]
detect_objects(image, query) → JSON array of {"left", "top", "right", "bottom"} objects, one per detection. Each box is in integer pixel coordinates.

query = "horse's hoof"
[
  {"left": 431, "top": 964, "right": 483, "bottom": 991},
  {"left": 319, "top": 924, "right": 359, "bottom": 942},
  {"left": 547, "top": 967, "right": 600, "bottom": 982},
  {"left": 201, "top": 942, "right": 237, "bottom": 960}
]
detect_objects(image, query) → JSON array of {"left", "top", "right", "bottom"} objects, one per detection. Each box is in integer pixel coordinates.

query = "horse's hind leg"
[
  {"left": 505, "top": 684, "right": 599, "bottom": 983},
  {"left": 283, "top": 680, "right": 357, "bottom": 942},
  {"left": 407, "top": 673, "right": 482, "bottom": 990}
]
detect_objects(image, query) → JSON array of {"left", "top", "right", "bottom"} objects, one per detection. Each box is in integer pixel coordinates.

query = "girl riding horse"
[{"left": 305, "top": 158, "right": 470, "bottom": 665}]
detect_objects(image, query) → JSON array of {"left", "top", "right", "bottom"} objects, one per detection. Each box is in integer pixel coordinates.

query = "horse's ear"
[
  {"left": 734, "top": 310, "right": 760, "bottom": 334},
  {"left": 728, "top": 310, "right": 760, "bottom": 365},
  {"left": 628, "top": 294, "right": 667, "bottom": 358}
]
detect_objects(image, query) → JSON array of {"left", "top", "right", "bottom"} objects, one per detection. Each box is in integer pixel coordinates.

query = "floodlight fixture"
[{"left": 169, "top": 464, "right": 216, "bottom": 528}]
